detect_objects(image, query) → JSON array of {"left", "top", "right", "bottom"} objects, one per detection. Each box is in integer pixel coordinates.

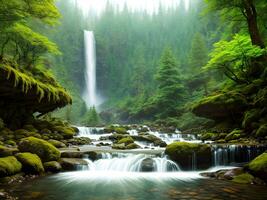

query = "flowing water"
[
  {"left": 16, "top": 127, "right": 265, "bottom": 199},
  {"left": 83, "top": 31, "right": 104, "bottom": 108}
]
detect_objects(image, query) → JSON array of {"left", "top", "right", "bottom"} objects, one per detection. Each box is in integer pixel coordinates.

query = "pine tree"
[{"left": 154, "top": 48, "right": 185, "bottom": 118}]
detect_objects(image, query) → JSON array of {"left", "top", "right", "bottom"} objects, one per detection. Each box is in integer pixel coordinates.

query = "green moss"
[
  {"left": 117, "top": 137, "right": 134, "bottom": 145},
  {"left": 125, "top": 143, "right": 140, "bottom": 149},
  {"left": 0, "top": 64, "right": 72, "bottom": 103},
  {"left": 232, "top": 173, "right": 254, "bottom": 184},
  {"left": 256, "top": 124, "right": 267, "bottom": 138},
  {"left": 48, "top": 139, "right": 66, "bottom": 148},
  {"left": 192, "top": 92, "right": 247, "bottom": 120},
  {"left": 0, "top": 145, "right": 18, "bottom": 157},
  {"left": 225, "top": 129, "right": 242, "bottom": 141},
  {"left": 52, "top": 126, "right": 75, "bottom": 139},
  {"left": 5, "top": 140, "right": 16, "bottom": 146},
  {"left": 0, "top": 156, "right": 22, "bottom": 177},
  {"left": 43, "top": 161, "right": 62, "bottom": 172},
  {"left": 242, "top": 109, "right": 260, "bottom": 130},
  {"left": 23, "top": 125, "right": 38, "bottom": 132},
  {"left": 165, "top": 142, "right": 210, "bottom": 156},
  {"left": 248, "top": 153, "right": 267, "bottom": 173},
  {"left": 15, "top": 153, "right": 44, "bottom": 174},
  {"left": 201, "top": 133, "right": 214, "bottom": 141},
  {"left": 18, "top": 137, "right": 60, "bottom": 162},
  {"left": 114, "top": 127, "right": 128, "bottom": 134}
]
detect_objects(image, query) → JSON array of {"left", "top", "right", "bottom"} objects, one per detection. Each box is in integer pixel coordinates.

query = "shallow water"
[{"left": 11, "top": 171, "right": 267, "bottom": 200}]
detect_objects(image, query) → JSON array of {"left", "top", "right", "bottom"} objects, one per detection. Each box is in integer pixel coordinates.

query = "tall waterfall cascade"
[{"left": 83, "top": 30, "right": 103, "bottom": 108}]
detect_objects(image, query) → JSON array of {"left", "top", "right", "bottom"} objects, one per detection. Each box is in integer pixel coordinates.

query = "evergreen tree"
[{"left": 154, "top": 48, "right": 185, "bottom": 118}]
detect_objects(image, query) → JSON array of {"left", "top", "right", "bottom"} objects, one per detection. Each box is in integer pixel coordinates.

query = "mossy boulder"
[
  {"left": 15, "top": 153, "right": 44, "bottom": 174},
  {"left": 0, "top": 145, "right": 18, "bottom": 157},
  {"left": 242, "top": 109, "right": 261, "bottom": 130},
  {"left": 18, "top": 137, "right": 60, "bottom": 162},
  {"left": 165, "top": 142, "right": 212, "bottom": 170},
  {"left": 48, "top": 139, "right": 66, "bottom": 148},
  {"left": 192, "top": 92, "right": 247, "bottom": 121},
  {"left": 112, "top": 142, "right": 140, "bottom": 150},
  {"left": 232, "top": 173, "right": 254, "bottom": 184},
  {"left": 225, "top": 129, "right": 243, "bottom": 142},
  {"left": 114, "top": 127, "right": 128, "bottom": 134},
  {"left": 256, "top": 124, "right": 267, "bottom": 138},
  {"left": 117, "top": 137, "right": 134, "bottom": 145},
  {"left": 43, "top": 161, "right": 62, "bottom": 173},
  {"left": 247, "top": 153, "right": 267, "bottom": 182},
  {"left": 52, "top": 126, "right": 75, "bottom": 139},
  {"left": 0, "top": 156, "right": 22, "bottom": 177},
  {"left": 201, "top": 133, "right": 215, "bottom": 141},
  {"left": 23, "top": 124, "right": 38, "bottom": 132}
]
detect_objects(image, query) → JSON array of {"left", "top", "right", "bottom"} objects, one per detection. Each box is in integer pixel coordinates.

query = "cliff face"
[{"left": 0, "top": 61, "right": 72, "bottom": 128}]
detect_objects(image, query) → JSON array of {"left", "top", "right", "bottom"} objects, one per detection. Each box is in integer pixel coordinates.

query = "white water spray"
[{"left": 83, "top": 31, "right": 103, "bottom": 108}]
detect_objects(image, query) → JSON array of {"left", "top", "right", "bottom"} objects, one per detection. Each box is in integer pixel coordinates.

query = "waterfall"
[
  {"left": 81, "top": 153, "right": 180, "bottom": 172},
  {"left": 83, "top": 31, "right": 102, "bottom": 108}
]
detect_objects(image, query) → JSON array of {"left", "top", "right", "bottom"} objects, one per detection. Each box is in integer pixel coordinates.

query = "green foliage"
[
  {"left": 0, "top": 156, "right": 22, "bottom": 177},
  {"left": 18, "top": 137, "right": 60, "bottom": 162},
  {"left": 204, "top": 34, "right": 266, "bottom": 83},
  {"left": 81, "top": 106, "right": 100, "bottom": 126},
  {"left": 15, "top": 152, "right": 44, "bottom": 174},
  {"left": 0, "top": 0, "right": 61, "bottom": 66},
  {"left": 225, "top": 129, "right": 242, "bottom": 141}
]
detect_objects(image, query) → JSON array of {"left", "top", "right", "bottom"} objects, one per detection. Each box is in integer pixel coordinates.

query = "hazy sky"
[{"left": 75, "top": 0, "right": 191, "bottom": 15}]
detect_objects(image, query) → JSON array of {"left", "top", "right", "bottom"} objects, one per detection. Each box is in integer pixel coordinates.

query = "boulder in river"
[
  {"left": 60, "top": 158, "right": 89, "bottom": 171},
  {"left": 247, "top": 152, "right": 267, "bottom": 182},
  {"left": 165, "top": 142, "right": 212, "bottom": 170}
]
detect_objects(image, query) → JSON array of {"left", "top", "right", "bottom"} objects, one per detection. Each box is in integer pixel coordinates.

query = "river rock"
[
  {"left": 43, "top": 161, "right": 62, "bottom": 173},
  {"left": 140, "top": 158, "right": 155, "bottom": 172},
  {"left": 165, "top": 142, "right": 212, "bottom": 170},
  {"left": 61, "top": 151, "right": 97, "bottom": 160},
  {"left": 247, "top": 152, "right": 267, "bottom": 182},
  {"left": 60, "top": 158, "right": 89, "bottom": 171}
]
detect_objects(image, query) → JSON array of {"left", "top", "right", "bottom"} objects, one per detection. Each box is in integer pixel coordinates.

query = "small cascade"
[
  {"left": 81, "top": 153, "right": 180, "bottom": 172},
  {"left": 77, "top": 127, "right": 110, "bottom": 140},
  {"left": 212, "top": 145, "right": 267, "bottom": 166}
]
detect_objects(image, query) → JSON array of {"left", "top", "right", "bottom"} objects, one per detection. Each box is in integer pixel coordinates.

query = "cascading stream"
[{"left": 82, "top": 153, "right": 180, "bottom": 172}]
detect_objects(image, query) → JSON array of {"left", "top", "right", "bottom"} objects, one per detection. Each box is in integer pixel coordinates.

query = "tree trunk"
[{"left": 243, "top": 0, "right": 265, "bottom": 48}]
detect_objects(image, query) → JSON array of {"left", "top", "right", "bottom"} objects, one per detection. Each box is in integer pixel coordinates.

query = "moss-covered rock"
[
  {"left": 0, "top": 156, "right": 22, "bottom": 177},
  {"left": 48, "top": 139, "right": 66, "bottom": 148},
  {"left": 18, "top": 137, "right": 60, "bottom": 162},
  {"left": 117, "top": 137, "right": 134, "bottom": 145},
  {"left": 192, "top": 92, "right": 247, "bottom": 121},
  {"left": 232, "top": 173, "right": 254, "bottom": 184},
  {"left": 52, "top": 126, "right": 75, "bottom": 139},
  {"left": 23, "top": 124, "right": 38, "bottom": 132},
  {"left": 165, "top": 142, "right": 212, "bottom": 170},
  {"left": 5, "top": 140, "right": 16, "bottom": 146},
  {"left": 225, "top": 129, "right": 243, "bottom": 141},
  {"left": 114, "top": 127, "right": 128, "bottom": 134},
  {"left": 43, "top": 161, "right": 62, "bottom": 173},
  {"left": 201, "top": 133, "right": 215, "bottom": 141},
  {"left": 0, "top": 145, "right": 18, "bottom": 157},
  {"left": 15, "top": 153, "right": 44, "bottom": 174},
  {"left": 248, "top": 153, "right": 267, "bottom": 182},
  {"left": 256, "top": 124, "right": 267, "bottom": 138},
  {"left": 242, "top": 109, "right": 261, "bottom": 130}
]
